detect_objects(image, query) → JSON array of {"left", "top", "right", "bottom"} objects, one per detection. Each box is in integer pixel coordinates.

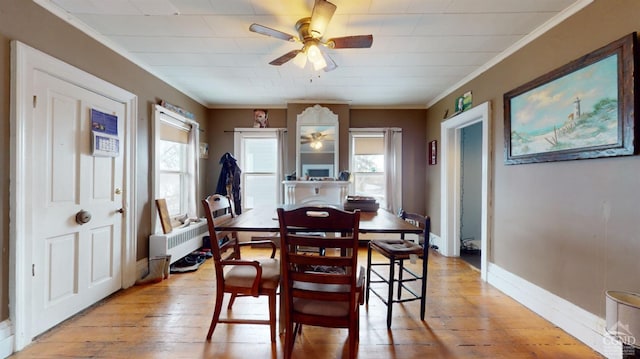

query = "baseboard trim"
[
  {"left": 0, "top": 320, "right": 14, "bottom": 358},
  {"left": 429, "top": 232, "right": 443, "bottom": 252},
  {"left": 487, "top": 262, "right": 622, "bottom": 358}
]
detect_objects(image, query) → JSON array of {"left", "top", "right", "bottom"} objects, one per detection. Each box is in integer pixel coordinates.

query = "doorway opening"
[
  {"left": 440, "top": 101, "right": 491, "bottom": 280},
  {"left": 459, "top": 122, "right": 483, "bottom": 269}
]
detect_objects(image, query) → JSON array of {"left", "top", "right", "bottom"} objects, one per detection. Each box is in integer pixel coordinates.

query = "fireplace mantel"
[{"left": 283, "top": 181, "right": 350, "bottom": 205}]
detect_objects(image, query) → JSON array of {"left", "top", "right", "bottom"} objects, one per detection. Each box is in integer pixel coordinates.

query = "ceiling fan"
[
  {"left": 301, "top": 129, "right": 333, "bottom": 149},
  {"left": 249, "top": 0, "right": 373, "bottom": 72},
  {"left": 301, "top": 131, "right": 331, "bottom": 143}
]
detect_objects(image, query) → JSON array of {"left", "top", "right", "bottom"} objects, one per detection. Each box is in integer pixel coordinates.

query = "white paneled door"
[{"left": 30, "top": 70, "right": 124, "bottom": 336}]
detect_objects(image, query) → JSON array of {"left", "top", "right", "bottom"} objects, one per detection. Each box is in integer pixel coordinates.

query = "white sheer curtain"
[
  {"left": 186, "top": 122, "right": 199, "bottom": 218},
  {"left": 276, "top": 128, "right": 288, "bottom": 204},
  {"left": 384, "top": 128, "right": 402, "bottom": 215}
]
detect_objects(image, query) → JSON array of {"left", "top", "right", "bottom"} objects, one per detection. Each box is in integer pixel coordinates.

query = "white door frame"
[
  {"left": 440, "top": 101, "right": 492, "bottom": 280},
  {"left": 9, "top": 41, "right": 138, "bottom": 350}
]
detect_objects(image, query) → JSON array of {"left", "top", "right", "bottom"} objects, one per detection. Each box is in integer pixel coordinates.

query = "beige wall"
[{"left": 426, "top": 0, "right": 640, "bottom": 316}]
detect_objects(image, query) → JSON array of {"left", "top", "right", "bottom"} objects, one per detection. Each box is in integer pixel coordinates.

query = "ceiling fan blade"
[
  {"left": 319, "top": 49, "right": 337, "bottom": 72},
  {"left": 319, "top": 128, "right": 333, "bottom": 136},
  {"left": 309, "top": 0, "right": 336, "bottom": 37},
  {"left": 249, "top": 23, "right": 297, "bottom": 42},
  {"left": 269, "top": 49, "right": 301, "bottom": 66},
  {"left": 327, "top": 35, "right": 373, "bottom": 49}
]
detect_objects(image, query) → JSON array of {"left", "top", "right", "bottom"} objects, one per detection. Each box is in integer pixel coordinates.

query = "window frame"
[
  {"left": 349, "top": 128, "right": 402, "bottom": 213},
  {"left": 152, "top": 104, "right": 200, "bottom": 233},
  {"left": 233, "top": 128, "right": 284, "bottom": 210},
  {"left": 349, "top": 130, "right": 386, "bottom": 207}
]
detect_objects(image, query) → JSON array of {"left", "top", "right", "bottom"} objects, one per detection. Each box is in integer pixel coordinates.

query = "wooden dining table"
[{"left": 215, "top": 205, "right": 423, "bottom": 235}]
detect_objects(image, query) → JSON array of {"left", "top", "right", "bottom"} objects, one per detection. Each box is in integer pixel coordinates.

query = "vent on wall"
[{"left": 149, "top": 220, "right": 208, "bottom": 264}]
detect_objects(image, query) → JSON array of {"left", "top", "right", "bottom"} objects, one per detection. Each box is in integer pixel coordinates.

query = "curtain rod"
[
  {"left": 223, "top": 129, "right": 288, "bottom": 133},
  {"left": 348, "top": 129, "right": 402, "bottom": 132}
]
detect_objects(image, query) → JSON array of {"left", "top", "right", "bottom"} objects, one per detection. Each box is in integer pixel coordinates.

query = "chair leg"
[
  {"left": 269, "top": 290, "right": 277, "bottom": 342},
  {"left": 207, "top": 290, "right": 225, "bottom": 340},
  {"left": 366, "top": 243, "right": 372, "bottom": 304},
  {"left": 348, "top": 322, "right": 358, "bottom": 359},
  {"left": 284, "top": 320, "right": 295, "bottom": 359},
  {"left": 420, "top": 255, "right": 428, "bottom": 321},
  {"left": 397, "top": 259, "right": 404, "bottom": 300},
  {"left": 355, "top": 307, "right": 360, "bottom": 337},
  {"left": 227, "top": 293, "right": 238, "bottom": 309},
  {"left": 386, "top": 256, "right": 395, "bottom": 329}
]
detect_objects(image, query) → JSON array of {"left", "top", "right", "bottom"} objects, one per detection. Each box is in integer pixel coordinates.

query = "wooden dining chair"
[
  {"left": 201, "top": 194, "right": 280, "bottom": 342},
  {"left": 276, "top": 206, "right": 364, "bottom": 359},
  {"left": 366, "top": 211, "right": 430, "bottom": 328}
]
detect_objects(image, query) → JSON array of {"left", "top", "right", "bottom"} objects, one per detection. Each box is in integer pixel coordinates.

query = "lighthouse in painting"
[{"left": 573, "top": 97, "right": 581, "bottom": 119}]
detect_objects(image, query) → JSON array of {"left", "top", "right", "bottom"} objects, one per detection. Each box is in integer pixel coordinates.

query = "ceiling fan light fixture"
[
  {"left": 292, "top": 51, "right": 308, "bottom": 68},
  {"left": 312, "top": 56, "right": 327, "bottom": 71},
  {"left": 306, "top": 43, "right": 322, "bottom": 62},
  {"left": 306, "top": 43, "right": 327, "bottom": 70}
]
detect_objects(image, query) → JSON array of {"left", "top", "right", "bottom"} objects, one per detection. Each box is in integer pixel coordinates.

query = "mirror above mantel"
[{"left": 296, "top": 104, "right": 339, "bottom": 180}]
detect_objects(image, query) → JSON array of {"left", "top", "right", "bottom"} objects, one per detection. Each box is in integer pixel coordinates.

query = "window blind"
[
  {"left": 159, "top": 113, "right": 190, "bottom": 144},
  {"left": 354, "top": 137, "right": 383, "bottom": 155}
]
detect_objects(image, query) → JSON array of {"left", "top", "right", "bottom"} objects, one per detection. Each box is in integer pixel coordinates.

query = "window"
[
  {"left": 349, "top": 128, "right": 402, "bottom": 214},
  {"left": 153, "top": 105, "right": 199, "bottom": 232},
  {"left": 234, "top": 129, "right": 286, "bottom": 209},
  {"left": 351, "top": 135, "right": 385, "bottom": 206},
  {"left": 158, "top": 139, "right": 188, "bottom": 215}
]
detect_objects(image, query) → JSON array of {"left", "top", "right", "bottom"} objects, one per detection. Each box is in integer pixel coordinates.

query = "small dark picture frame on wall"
[
  {"left": 503, "top": 32, "right": 638, "bottom": 165},
  {"left": 428, "top": 140, "right": 437, "bottom": 165}
]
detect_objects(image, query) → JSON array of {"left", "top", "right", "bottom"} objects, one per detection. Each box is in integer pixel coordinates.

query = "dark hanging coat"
[{"left": 216, "top": 152, "right": 242, "bottom": 214}]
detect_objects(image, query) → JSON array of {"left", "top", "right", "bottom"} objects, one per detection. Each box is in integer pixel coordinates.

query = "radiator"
[{"left": 149, "top": 220, "right": 208, "bottom": 264}]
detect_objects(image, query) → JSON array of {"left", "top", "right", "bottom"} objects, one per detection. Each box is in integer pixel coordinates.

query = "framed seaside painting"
[{"left": 503, "top": 32, "right": 638, "bottom": 165}]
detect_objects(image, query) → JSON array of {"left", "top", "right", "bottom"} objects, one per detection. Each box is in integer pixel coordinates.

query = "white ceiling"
[{"left": 35, "top": 0, "right": 590, "bottom": 108}]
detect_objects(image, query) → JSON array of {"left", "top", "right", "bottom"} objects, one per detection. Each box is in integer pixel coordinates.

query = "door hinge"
[
  {"left": 33, "top": 95, "right": 37, "bottom": 108},
  {"left": 32, "top": 264, "right": 35, "bottom": 277}
]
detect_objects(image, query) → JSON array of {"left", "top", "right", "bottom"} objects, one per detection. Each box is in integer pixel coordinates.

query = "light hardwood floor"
[{"left": 10, "top": 247, "right": 603, "bottom": 358}]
